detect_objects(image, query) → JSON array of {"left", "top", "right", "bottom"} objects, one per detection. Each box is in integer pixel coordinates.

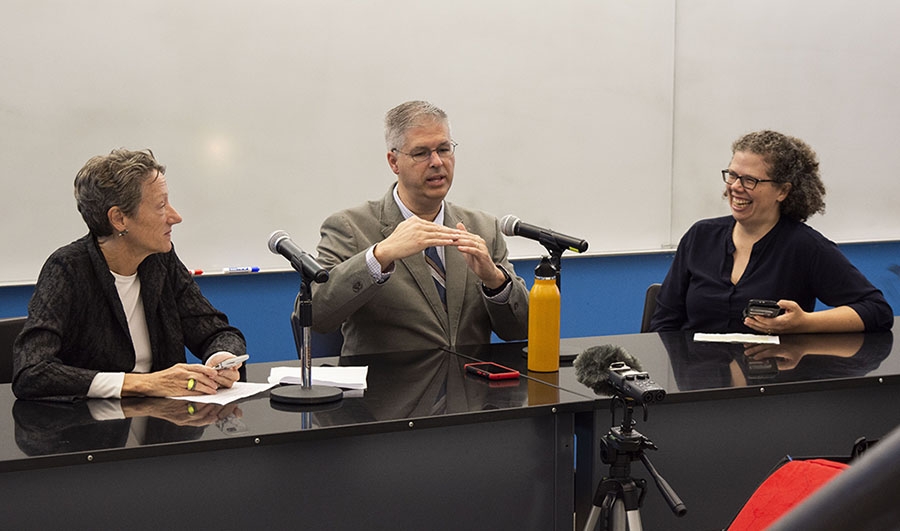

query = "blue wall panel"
[{"left": 2, "top": 243, "right": 898, "bottom": 364}]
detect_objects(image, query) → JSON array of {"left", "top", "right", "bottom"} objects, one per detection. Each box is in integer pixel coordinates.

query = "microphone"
[
  {"left": 500, "top": 215, "right": 589, "bottom": 254},
  {"left": 267, "top": 230, "right": 329, "bottom": 283},
  {"left": 573, "top": 345, "right": 666, "bottom": 403},
  {"left": 574, "top": 345, "right": 642, "bottom": 395}
]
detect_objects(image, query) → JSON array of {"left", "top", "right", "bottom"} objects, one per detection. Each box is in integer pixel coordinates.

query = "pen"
[
  {"left": 223, "top": 266, "right": 260, "bottom": 274},
  {"left": 188, "top": 269, "right": 204, "bottom": 276}
]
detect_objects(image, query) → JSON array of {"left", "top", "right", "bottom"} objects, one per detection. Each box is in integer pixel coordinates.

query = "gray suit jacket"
[{"left": 311, "top": 186, "right": 529, "bottom": 355}]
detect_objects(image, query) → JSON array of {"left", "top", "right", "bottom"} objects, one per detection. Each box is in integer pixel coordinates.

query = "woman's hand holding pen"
[{"left": 206, "top": 353, "right": 243, "bottom": 390}]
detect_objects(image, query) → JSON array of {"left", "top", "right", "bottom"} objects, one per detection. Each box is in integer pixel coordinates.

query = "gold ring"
[{"left": 187, "top": 378, "right": 196, "bottom": 391}]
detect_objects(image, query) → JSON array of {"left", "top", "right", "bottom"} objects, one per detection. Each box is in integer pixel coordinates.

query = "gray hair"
[
  {"left": 74, "top": 148, "right": 166, "bottom": 237},
  {"left": 384, "top": 100, "right": 451, "bottom": 150}
]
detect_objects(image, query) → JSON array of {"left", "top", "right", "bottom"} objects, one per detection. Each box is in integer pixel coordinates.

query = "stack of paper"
[{"left": 268, "top": 366, "right": 368, "bottom": 390}]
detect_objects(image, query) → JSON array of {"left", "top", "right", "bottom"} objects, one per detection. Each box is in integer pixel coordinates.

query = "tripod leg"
[
  {"left": 621, "top": 480, "right": 644, "bottom": 531},
  {"left": 590, "top": 479, "right": 646, "bottom": 531},
  {"left": 624, "top": 509, "right": 643, "bottom": 531},
  {"left": 584, "top": 504, "right": 602, "bottom": 531},
  {"left": 609, "top": 498, "right": 627, "bottom": 530},
  {"left": 583, "top": 490, "right": 629, "bottom": 531}
]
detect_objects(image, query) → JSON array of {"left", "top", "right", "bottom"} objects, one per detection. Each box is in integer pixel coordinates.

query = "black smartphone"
[
  {"left": 464, "top": 362, "right": 520, "bottom": 380},
  {"left": 744, "top": 299, "right": 784, "bottom": 318}
]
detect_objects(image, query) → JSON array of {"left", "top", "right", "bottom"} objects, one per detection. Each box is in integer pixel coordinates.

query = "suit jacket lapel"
[
  {"left": 401, "top": 253, "right": 449, "bottom": 327},
  {"left": 443, "top": 204, "right": 467, "bottom": 342}
]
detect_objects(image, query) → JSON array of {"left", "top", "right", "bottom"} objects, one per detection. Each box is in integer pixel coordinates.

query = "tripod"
[{"left": 584, "top": 397, "right": 686, "bottom": 531}]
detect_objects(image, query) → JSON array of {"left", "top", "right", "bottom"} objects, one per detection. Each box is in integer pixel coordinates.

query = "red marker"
[{"left": 188, "top": 269, "right": 204, "bottom": 276}]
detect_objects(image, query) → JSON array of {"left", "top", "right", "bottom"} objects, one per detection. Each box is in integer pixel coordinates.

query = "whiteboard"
[
  {"left": 0, "top": 0, "right": 675, "bottom": 284},
  {"left": 670, "top": 0, "right": 900, "bottom": 245},
  {"left": 2, "top": 0, "right": 898, "bottom": 286}
]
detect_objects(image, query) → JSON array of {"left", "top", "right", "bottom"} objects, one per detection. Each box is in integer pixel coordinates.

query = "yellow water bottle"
[{"left": 527, "top": 256, "right": 560, "bottom": 372}]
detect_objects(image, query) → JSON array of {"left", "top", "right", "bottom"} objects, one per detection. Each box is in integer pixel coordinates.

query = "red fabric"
[{"left": 729, "top": 458, "right": 849, "bottom": 531}]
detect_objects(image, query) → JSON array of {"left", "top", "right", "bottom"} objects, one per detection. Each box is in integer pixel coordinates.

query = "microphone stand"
[
  {"left": 269, "top": 273, "right": 343, "bottom": 405},
  {"left": 547, "top": 246, "right": 564, "bottom": 290},
  {"left": 547, "top": 244, "right": 581, "bottom": 359},
  {"left": 583, "top": 397, "right": 686, "bottom": 531}
]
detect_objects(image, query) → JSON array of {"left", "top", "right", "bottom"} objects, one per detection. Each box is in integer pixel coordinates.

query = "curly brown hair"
[{"left": 731, "top": 130, "right": 826, "bottom": 222}]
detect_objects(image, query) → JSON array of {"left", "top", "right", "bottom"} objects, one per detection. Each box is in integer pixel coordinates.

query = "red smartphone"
[{"left": 464, "top": 362, "right": 520, "bottom": 380}]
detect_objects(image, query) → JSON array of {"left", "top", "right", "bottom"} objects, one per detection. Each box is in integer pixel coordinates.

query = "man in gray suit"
[{"left": 311, "top": 100, "right": 529, "bottom": 355}]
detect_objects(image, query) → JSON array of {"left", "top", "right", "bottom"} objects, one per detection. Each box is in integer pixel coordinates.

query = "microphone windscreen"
[
  {"left": 499, "top": 215, "right": 518, "bottom": 237},
  {"left": 573, "top": 344, "right": 642, "bottom": 395}
]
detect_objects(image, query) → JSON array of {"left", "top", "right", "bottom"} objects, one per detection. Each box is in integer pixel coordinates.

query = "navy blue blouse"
[{"left": 650, "top": 216, "right": 893, "bottom": 333}]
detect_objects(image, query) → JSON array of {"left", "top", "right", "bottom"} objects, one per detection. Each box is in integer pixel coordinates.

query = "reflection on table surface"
[
  {"left": 3, "top": 347, "right": 587, "bottom": 464},
  {"left": 452, "top": 325, "right": 896, "bottom": 400},
  {"left": 660, "top": 330, "right": 893, "bottom": 391},
  {"left": 13, "top": 398, "right": 238, "bottom": 457},
  {"left": 4, "top": 326, "right": 896, "bottom": 465}
]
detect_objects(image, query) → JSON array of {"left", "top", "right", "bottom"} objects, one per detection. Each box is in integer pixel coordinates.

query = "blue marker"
[{"left": 223, "top": 266, "right": 260, "bottom": 274}]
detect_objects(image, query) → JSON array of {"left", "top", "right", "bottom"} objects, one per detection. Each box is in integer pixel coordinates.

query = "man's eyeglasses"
[
  {"left": 722, "top": 169, "right": 778, "bottom": 190},
  {"left": 392, "top": 142, "right": 457, "bottom": 163}
]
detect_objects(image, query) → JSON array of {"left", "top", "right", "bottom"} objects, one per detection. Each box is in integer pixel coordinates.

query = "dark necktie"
[{"left": 424, "top": 246, "right": 447, "bottom": 309}]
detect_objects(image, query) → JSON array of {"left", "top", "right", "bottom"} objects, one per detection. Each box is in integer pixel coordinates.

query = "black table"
[
  {"left": 455, "top": 322, "right": 900, "bottom": 530},
  {"left": 0, "top": 348, "right": 593, "bottom": 530},
  {"left": 4, "top": 325, "right": 899, "bottom": 530}
]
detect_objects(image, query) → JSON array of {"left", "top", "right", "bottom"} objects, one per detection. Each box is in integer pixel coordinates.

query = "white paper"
[
  {"left": 268, "top": 366, "right": 368, "bottom": 390},
  {"left": 168, "top": 381, "right": 278, "bottom": 405},
  {"left": 693, "top": 333, "right": 780, "bottom": 344}
]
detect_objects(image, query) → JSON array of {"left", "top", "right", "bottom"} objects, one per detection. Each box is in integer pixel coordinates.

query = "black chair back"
[{"left": 640, "top": 283, "right": 662, "bottom": 333}]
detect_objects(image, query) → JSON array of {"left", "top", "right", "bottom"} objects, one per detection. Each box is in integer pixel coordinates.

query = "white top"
[{"left": 86, "top": 271, "right": 153, "bottom": 398}]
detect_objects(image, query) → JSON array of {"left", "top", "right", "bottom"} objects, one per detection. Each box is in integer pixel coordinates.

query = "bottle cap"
[{"left": 534, "top": 256, "right": 557, "bottom": 279}]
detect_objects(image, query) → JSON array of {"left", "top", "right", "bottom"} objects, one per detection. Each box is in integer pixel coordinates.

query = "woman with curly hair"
[{"left": 650, "top": 130, "right": 893, "bottom": 334}]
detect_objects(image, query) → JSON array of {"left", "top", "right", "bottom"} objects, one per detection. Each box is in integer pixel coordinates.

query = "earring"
[{"left": 118, "top": 229, "right": 128, "bottom": 237}]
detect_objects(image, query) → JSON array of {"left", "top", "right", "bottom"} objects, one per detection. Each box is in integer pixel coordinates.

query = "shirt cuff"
[
  {"left": 365, "top": 245, "right": 393, "bottom": 283},
  {"left": 482, "top": 266, "right": 513, "bottom": 303},
  {"left": 86, "top": 399, "right": 126, "bottom": 421},
  {"left": 87, "top": 372, "right": 125, "bottom": 399}
]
